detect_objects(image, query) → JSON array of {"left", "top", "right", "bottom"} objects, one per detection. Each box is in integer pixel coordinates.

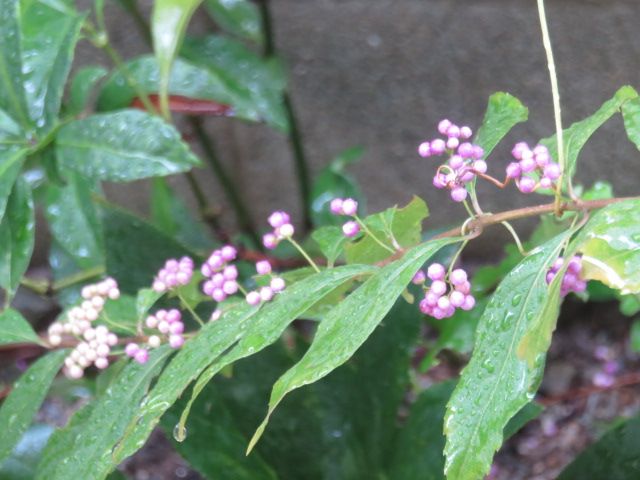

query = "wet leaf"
[
  {"left": 20, "top": 0, "right": 83, "bottom": 132},
  {"left": 576, "top": 199, "right": 640, "bottom": 294},
  {"left": 311, "top": 225, "right": 348, "bottom": 266},
  {"left": 0, "top": 178, "right": 35, "bottom": 297},
  {"left": 182, "top": 35, "right": 288, "bottom": 131},
  {"left": 56, "top": 110, "right": 200, "bottom": 182},
  {"left": 0, "top": 0, "right": 29, "bottom": 127},
  {"left": 474, "top": 92, "right": 528, "bottom": 157},
  {"left": 0, "top": 424, "right": 54, "bottom": 480},
  {"left": 40, "top": 347, "right": 172, "bottom": 480},
  {"left": 541, "top": 86, "right": 638, "bottom": 190},
  {"left": 0, "top": 350, "right": 67, "bottom": 466},
  {"left": 204, "top": 0, "right": 262, "bottom": 43},
  {"left": 110, "top": 264, "right": 374, "bottom": 467},
  {"left": 0, "top": 309, "right": 41, "bottom": 346},
  {"left": 44, "top": 172, "right": 104, "bottom": 269},
  {"left": 0, "top": 146, "right": 28, "bottom": 223},
  {"left": 622, "top": 96, "right": 640, "bottom": 150},
  {"left": 249, "top": 237, "right": 457, "bottom": 451},
  {"left": 558, "top": 413, "right": 640, "bottom": 480},
  {"left": 444, "top": 233, "right": 571, "bottom": 480}
]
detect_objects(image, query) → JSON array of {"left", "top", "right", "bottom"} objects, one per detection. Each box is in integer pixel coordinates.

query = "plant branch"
[{"left": 536, "top": 0, "right": 571, "bottom": 212}]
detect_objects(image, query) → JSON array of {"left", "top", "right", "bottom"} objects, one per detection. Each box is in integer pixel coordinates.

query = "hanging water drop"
[{"left": 173, "top": 423, "right": 187, "bottom": 442}]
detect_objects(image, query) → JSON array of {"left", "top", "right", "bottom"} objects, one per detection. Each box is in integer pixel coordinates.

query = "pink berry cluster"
[
  {"left": 125, "top": 308, "right": 186, "bottom": 364},
  {"left": 245, "top": 259, "right": 286, "bottom": 306},
  {"left": 201, "top": 245, "right": 239, "bottom": 302},
  {"left": 506, "top": 142, "right": 561, "bottom": 193},
  {"left": 152, "top": 257, "right": 194, "bottom": 293},
  {"left": 414, "top": 263, "right": 476, "bottom": 319},
  {"left": 47, "top": 278, "right": 121, "bottom": 378},
  {"left": 329, "top": 198, "right": 361, "bottom": 237},
  {"left": 262, "top": 211, "right": 295, "bottom": 250},
  {"left": 418, "top": 119, "right": 485, "bottom": 202},
  {"left": 545, "top": 255, "right": 586, "bottom": 296}
]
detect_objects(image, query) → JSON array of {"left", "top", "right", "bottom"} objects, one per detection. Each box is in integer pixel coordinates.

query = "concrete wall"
[{"left": 70, "top": 0, "right": 640, "bottom": 260}]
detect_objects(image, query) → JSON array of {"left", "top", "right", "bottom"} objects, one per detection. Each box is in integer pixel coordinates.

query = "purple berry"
[
  {"left": 246, "top": 291, "right": 261, "bottom": 306},
  {"left": 330, "top": 198, "right": 344, "bottom": 214},
  {"left": 412, "top": 270, "right": 426, "bottom": 284},
  {"left": 342, "top": 220, "right": 361, "bottom": 238},
  {"left": 473, "top": 160, "right": 487, "bottom": 174},
  {"left": 460, "top": 126, "right": 473, "bottom": 139},
  {"left": 134, "top": 349, "right": 149, "bottom": 364},
  {"left": 256, "top": 260, "right": 272, "bottom": 275},
  {"left": 427, "top": 263, "right": 446, "bottom": 281},
  {"left": 418, "top": 142, "right": 432, "bottom": 158},
  {"left": 430, "top": 138, "right": 446, "bottom": 154},
  {"left": 517, "top": 177, "right": 536, "bottom": 193},
  {"left": 430, "top": 280, "right": 447, "bottom": 296},
  {"left": 263, "top": 233, "right": 278, "bottom": 250},
  {"left": 543, "top": 163, "right": 561, "bottom": 180},
  {"left": 506, "top": 162, "right": 521, "bottom": 179},
  {"left": 341, "top": 198, "right": 358, "bottom": 216},
  {"left": 438, "top": 119, "right": 452, "bottom": 135},
  {"left": 450, "top": 186, "right": 468, "bottom": 202},
  {"left": 450, "top": 268, "right": 468, "bottom": 285}
]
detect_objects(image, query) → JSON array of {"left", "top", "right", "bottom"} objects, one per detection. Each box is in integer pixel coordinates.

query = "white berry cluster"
[{"left": 47, "top": 278, "right": 121, "bottom": 379}]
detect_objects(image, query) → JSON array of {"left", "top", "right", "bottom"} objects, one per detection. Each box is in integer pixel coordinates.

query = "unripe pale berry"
[
  {"left": 446, "top": 137, "right": 460, "bottom": 149},
  {"left": 449, "top": 290, "right": 465, "bottom": 307},
  {"left": 169, "top": 322, "right": 184, "bottom": 335},
  {"left": 260, "top": 286, "right": 274, "bottom": 302},
  {"left": 210, "top": 309, "right": 222, "bottom": 321},
  {"left": 256, "top": 260, "right": 272, "bottom": 275},
  {"left": 169, "top": 335, "right": 184, "bottom": 349},
  {"left": 134, "top": 349, "right": 149, "bottom": 364},
  {"left": 263, "top": 233, "right": 278, "bottom": 250},
  {"left": 430, "top": 280, "right": 447, "bottom": 296},
  {"left": 517, "top": 177, "right": 536, "bottom": 193},
  {"left": 412, "top": 270, "right": 426, "bottom": 284},
  {"left": 449, "top": 154, "right": 464, "bottom": 169},
  {"left": 95, "top": 357, "right": 109, "bottom": 369},
  {"left": 271, "top": 277, "right": 286, "bottom": 292},
  {"left": 341, "top": 198, "right": 358, "bottom": 216},
  {"left": 220, "top": 245, "right": 237, "bottom": 262},
  {"left": 246, "top": 291, "right": 261, "bottom": 306},
  {"left": 460, "top": 126, "right": 473, "bottom": 139},
  {"left": 473, "top": 160, "right": 487, "bottom": 173},
  {"left": 330, "top": 198, "right": 344, "bottom": 214},
  {"left": 268, "top": 211, "right": 290, "bottom": 229},
  {"left": 277, "top": 223, "right": 295, "bottom": 238},
  {"left": 148, "top": 335, "right": 161, "bottom": 348},
  {"left": 342, "top": 220, "right": 360, "bottom": 238}
]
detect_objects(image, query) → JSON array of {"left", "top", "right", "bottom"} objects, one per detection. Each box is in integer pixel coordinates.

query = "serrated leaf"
[
  {"left": 0, "top": 177, "right": 35, "bottom": 297},
  {"left": 249, "top": 237, "right": 457, "bottom": 451},
  {"left": 204, "top": 0, "right": 262, "bottom": 43},
  {"left": 111, "top": 264, "right": 374, "bottom": 467},
  {"left": 622, "top": 96, "right": 640, "bottom": 150},
  {"left": 44, "top": 172, "right": 104, "bottom": 269},
  {"left": 0, "top": 309, "right": 41, "bottom": 346},
  {"left": 102, "top": 205, "right": 196, "bottom": 293},
  {"left": 541, "top": 86, "right": 638, "bottom": 189},
  {"left": 41, "top": 346, "right": 172, "bottom": 480},
  {"left": 558, "top": 414, "right": 640, "bottom": 480},
  {"left": 56, "top": 110, "right": 200, "bottom": 182},
  {"left": 181, "top": 35, "right": 288, "bottom": 131},
  {"left": 444, "top": 233, "right": 571, "bottom": 480},
  {"left": 68, "top": 66, "right": 108, "bottom": 115},
  {"left": 474, "top": 92, "right": 528, "bottom": 157},
  {"left": 150, "top": 178, "right": 211, "bottom": 251},
  {"left": 0, "top": 350, "right": 67, "bottom": 465},
  {"left": 0, "top": 0, "right": 29, "bottom": 127},
  {"left": 576, "top": 199, "right": 640, "bottom": 294},
  {"left": 152, "top": 0, "right": 203, "bottom": 117},
  {"left": 20, "top": 0, "right": 83, "bottom": 132},
  {"left": 311, "top": 225, "right": 348, "bottom": 266},
  {"left": 345, "top": 196, "right": 428, "bottom": 264}
]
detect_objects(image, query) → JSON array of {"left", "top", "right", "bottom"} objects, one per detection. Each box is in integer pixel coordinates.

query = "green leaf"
[
  {"left": 541, "top": 86, "right": 638, "bottom": 188},
  {"left": 0, "top": 0, "right": 29, "bottom": 127},
  {"left": 0, "top": 147, "right": 28, "bottom": 223},
  {"left": 40, "top": 347, "right": 172, "bottom": 480},
  {"left": 20, "top": 0, "right": 83, "bottom": 132},
  {"left": 110, "top": 264, "right": 375, "bottom": 467},
  {"left": 630, "top": 320, "right": 640, "bottom": 353},
  {"left": 345, "top": 196, "right": 429, "bottom": 264},
  {"left": 249, "top": 237, "right": 457, "bottom": 451},
  {"left": 311, "top": 226, "right": 348, "bottom": 266},
  {"left": 474, "top": 92, "right": 528, "bottom": 157},
  {"left": 0, "top": 309, "right": 41, "bottom": 346},
  {"left": 0, "top": 177, "right": 35, "bottom": 297},
  {"left": 581, "top": 181, "right": 613, "bottom": 201},
  {"left": 68, "top": 66, "right": 108, "bottom": 115},
  {"left": 558, "top": 414, "right": 640, "bottom": 480},
  {"left": 0, "top": 350, "right": 67, "bottom": 466},
  {"left": 576, "top": 199, "right": 640, "bottom": 294},
  {"left": 310, "top": 147, "right": 364, "bottom": 227},
  {"left": 44, "top": 172, "right": 104, "bottom": 269},
  {"left": 388, "top": 381, "right": 455, "bottom": 479},
  {"left": 102, "top": 294, "right": 138, "bottom": 334},
  {"left": 150, "top": 178, "right": 211, "bottom": 251},
  {"left": 97, "top": 55, "right": 249, "bottom": 119},
  {"left": 0, "top": 424, "right": 54, "bottom": 480},
  {"left": 182, "top": 35, "right": 288, "bottom": 131},
  {"left": 622, "top": 96, "right": 640, "bottom": 150},
  {"left": 204, "top": 0, "right": 262, "bottom": 43},
  {"left": 136, "top": 288, "right": 163, "bottom": 320},
  {"left": 102, "top": 205, "right": 196, "bottom": 293},
  {"left": 152, "top": 0, "right": 203, "bottom": 116},
  {"left": 56, "top": 110, "right": 200, "bottom": 182},
  {"left": 444, "top": 232, "right": 571, "bottom": 480}
]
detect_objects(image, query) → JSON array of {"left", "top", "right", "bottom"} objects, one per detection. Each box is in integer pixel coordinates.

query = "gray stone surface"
[{"left": 47, "top": 0, "right": 640, "bottom": 261}]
